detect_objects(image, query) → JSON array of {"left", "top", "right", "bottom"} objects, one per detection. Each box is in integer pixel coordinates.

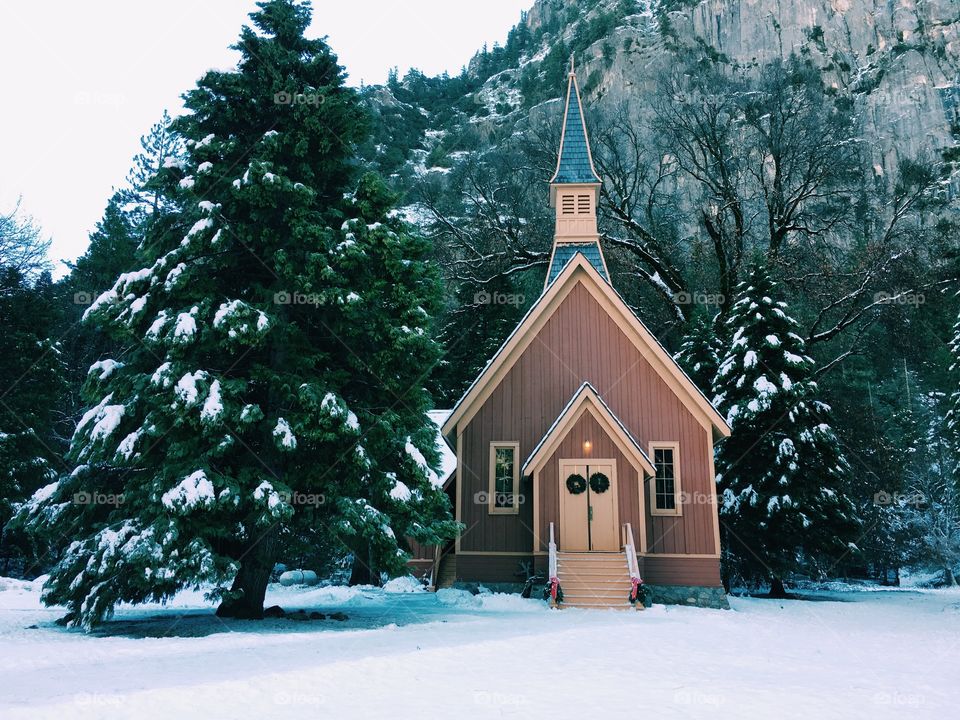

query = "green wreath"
[
  {"left": 565, "top": 473, "right": 587, "bottom": 495},
  {"left": 589, "top": 472, "right": 610, "bottom": 494}
]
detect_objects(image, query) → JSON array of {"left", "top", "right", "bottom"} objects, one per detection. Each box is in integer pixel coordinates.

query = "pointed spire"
[{"left": 549, "top": 62, "right": 601, "bottom": 186}]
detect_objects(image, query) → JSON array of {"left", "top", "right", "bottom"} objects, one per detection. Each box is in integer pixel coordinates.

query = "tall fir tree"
[
  {"left": 16, "top": 0, "right": 456, "bottom": 626},
  {"left": 712, "top": 264, "right": 859, "bottom": 596},
  {"left": 673, "top": 311, "right": 722, "bottom": 396}
]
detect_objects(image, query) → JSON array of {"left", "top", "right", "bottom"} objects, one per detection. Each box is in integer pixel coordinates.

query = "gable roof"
[
  {"left": 523, "top": 382, "right": 655, "bottom": 477},
  {"left": 546, "top": 242, "right": 607, "bottom": 286},
  {"left": 549, "top": 70, "right": 601, "bottom": 186},
  {"left": 441, "top": 254, "right": 732, "bottom": 441}
]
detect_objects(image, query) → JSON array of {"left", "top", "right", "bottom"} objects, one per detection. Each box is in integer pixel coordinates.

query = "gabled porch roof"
[{"left": 522, "top": 382, "right": 656, "bottom": 477}]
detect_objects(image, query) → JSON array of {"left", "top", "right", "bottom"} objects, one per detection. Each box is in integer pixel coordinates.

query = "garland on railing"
[
  {"left": 629, "top": 576, "right": 647, "bottom": 606},
  {"left": 545, "top": 576, "right": 563, "bottom": 605}
]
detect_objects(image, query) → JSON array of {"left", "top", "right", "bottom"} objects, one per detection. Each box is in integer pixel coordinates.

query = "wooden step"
[{"left": 554, "top": 551, "right": 637, "bottom": 610}]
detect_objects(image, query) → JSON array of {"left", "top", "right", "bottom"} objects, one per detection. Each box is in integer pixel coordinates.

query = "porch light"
[{"left": 583, "top": 440, "right": 592, "bottom": 454}]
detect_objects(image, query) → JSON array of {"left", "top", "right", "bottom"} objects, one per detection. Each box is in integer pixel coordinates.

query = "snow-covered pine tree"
[
  {"left": 712, "top": 264, "right": 859, "bottom": 596},
  {"left": 15, "top": 0, "right": 457, "bottom": 626},
  {"left": 946, "top": 305, "right": 960, "bottom": 478},
  {"left": 674, "top": 311, "right": 721, "bottom": 396}
]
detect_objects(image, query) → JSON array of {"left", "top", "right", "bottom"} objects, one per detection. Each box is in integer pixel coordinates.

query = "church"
[{"left": 416, "top": 63, "right": 731, "bottom": 609}]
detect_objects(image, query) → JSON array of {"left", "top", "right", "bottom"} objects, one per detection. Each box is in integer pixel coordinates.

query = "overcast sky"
[{"left": 0, "top": 1, "right": 529, "bottom": 274}]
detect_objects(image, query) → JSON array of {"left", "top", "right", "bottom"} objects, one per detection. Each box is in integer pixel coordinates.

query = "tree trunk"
[
  {"left": 348, "top": 543, "right": 378, "bottom": 586},
  {"left": 944, "top": 567, "right": 957, "bottom": 587},
  {"left": 768, "top": 577, "right": 788, "bottom": 598},
  {"left": 216, "top": 528, "right": 280, "bottom": 619}
]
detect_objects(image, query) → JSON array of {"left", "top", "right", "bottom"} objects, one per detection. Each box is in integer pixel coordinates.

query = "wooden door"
[
  {"left": 558, "top": 460, "right": 619, "bottom": 551},
  {"left": 559, "top": 461, "right": 589, "bottom": 551},
  {"left": 586, "top": 461, "right": 618, "bottom": 551}
]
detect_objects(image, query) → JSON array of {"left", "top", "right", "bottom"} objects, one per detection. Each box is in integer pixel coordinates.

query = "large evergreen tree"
[
  {"left": 16, "top": 0, "right": 456, "bottom": 626},
  {"left": 712, "top": 264, "right": 859, "bottom": 596},
  {"left": 673, "top": 311, "right": 721, "bottom": 396}
]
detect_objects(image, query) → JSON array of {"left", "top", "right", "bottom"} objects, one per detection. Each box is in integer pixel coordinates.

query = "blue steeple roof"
[
  {"left": 547, "top": 242, "right": 607, "bottom": 285},
  {"left": 550, "top": 69, "right": 601, "bottom": 185}
]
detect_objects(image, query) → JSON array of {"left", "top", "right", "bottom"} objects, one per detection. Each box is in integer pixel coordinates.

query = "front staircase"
[
  {"left": 555, "top": 551, "right": 633, "bottom": 609},
  {"left": 435, "top": 552, "right": 457, "bottom": 589}
]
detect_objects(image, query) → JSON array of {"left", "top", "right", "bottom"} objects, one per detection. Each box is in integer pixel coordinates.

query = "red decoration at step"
[
  {"left": 550, "top": 576, "right": 560, "bottom": 601},
  {"left": 630, "top": 576, "right": 644, "bottom": 603}
]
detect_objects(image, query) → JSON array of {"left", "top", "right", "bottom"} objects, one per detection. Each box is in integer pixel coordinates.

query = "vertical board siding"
[{"left": 459, "top": 282, "right": 717, "bottom": 557}]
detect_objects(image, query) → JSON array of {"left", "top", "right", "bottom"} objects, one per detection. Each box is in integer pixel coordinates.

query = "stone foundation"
[{"left": 646, "top": 584, "right": 730, "bottom": 609}]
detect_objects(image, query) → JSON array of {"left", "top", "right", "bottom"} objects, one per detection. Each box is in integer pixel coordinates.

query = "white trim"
[
  {"left": 523, "top": 382, "right": 654, "bottom": 477},
  {"left": 649, "top": 441, "right": 682, "bottom": 517}
]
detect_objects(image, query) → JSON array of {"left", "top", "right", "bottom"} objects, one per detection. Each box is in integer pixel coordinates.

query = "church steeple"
[{"left": 545, "top": 59, "right": 608, "bottom": 289}]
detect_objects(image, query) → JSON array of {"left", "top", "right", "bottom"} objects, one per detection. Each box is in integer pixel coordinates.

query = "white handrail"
[
  {"left": 623, "top": 523, "right": 641, "bottom": 580},
  {"left": 548, "top": 522, "right": 558, "bottom": 579}
]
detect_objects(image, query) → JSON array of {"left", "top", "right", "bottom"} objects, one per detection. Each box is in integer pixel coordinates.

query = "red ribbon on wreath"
[
  {"left": 550, "top": 576, "right": 560, "bottom": 601},
  {"left": 630, "top": 576, "right": 643, "bottom": 603}
]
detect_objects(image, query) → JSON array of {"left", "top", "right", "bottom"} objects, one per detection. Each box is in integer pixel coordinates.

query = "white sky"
[{"left": 0, "top": 0, "right": 529, "bottom": 275}]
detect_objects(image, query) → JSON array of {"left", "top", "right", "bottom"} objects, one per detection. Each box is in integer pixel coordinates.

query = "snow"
[
  {"left": 174, "top": 371, "right": 206, "bottom": 406},
  {"left": 172, "top": 307, "right": 198, "bottom": 342},
  {"left": 389, "top": 479, "right": 412, "bottom": 501},
  {"left": 161, "top": 470, "right": 215, "bottom": 511},
  {"left": 1, "top": 582, "right": 959, "bottom": 718},
  {"left": 87, "top": 359, "right": 122, "bottom": 381},
  {"left": 200, "top": 380, "right": 223, "bottom": 423},
  {"left": 273, "top": 418, "right": 297, "bottom": 449}
]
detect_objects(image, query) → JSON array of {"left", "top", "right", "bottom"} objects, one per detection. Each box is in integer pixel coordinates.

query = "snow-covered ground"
[{"left": 2, "top": 577, "right": 959, "bottom": 719}]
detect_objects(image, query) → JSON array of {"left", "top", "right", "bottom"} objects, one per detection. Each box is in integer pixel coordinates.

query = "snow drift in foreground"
[{"left": 1, "top": 578, "right": 959, "bottom": 719}]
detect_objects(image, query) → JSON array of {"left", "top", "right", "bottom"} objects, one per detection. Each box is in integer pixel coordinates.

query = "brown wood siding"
[
  {"left": 458, "top": 281, "right": 717, "bottom": 556},
  {"left": 643, "top": 556, "right": 722, "bottom": 587},
  {"left": 455, "top": 555, "right": 534, "bottom": 584},
  {"left": 538, "top": 411, "right": 640, "bottom": 552},
  {"left": 405, "top": 539, "right": 434, "bottom": 561}
]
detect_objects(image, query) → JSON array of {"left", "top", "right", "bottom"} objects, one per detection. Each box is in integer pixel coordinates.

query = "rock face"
[
  {"left": 671, "top": 0, "right": 960, "bottom": 173},
  {"left": 375, "top": 0, "right": 959, "bottom": 195},
  {"left": 566, "top": 0, "right": 958, "bottom": 176}
]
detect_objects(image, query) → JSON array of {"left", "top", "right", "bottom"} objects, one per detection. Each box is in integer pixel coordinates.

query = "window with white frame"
[{"left": 650, "top": 443, "right": 681, "bottom": 516}]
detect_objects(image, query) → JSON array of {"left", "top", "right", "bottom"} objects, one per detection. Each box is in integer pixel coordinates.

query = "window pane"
[
  {"left": 494, "top": 447, "right": 515, "bottom": 508},
  {"left": 654, "top": 448, "right": 676, "bottom": 510}
]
